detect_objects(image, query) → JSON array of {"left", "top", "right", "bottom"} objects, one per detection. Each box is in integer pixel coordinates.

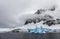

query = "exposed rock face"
[
  {"left": 43, "top": 19, "right": 60, "bottom": 26},
  {"left": 24, "top": 18, "right": 41, "bottom": 25},
  {"left": 24, "top": 19, "right": 33, "bottom": 25},
  {"left": 35, "top": 10, "right": 41, "bottom": 14},
  {"left": 56, "top": 19, "right": 60, "bottom": 24},
  {"left": 32, "top": 18, "right": 41, "bottom": 23},
  {"left": 35, "top": 5, "right": 56, "bottom": 14},
  {"left": 43, "top": 15, "right": 53, "bottom": 21},
  {"left": 48, "top": 6, "right": 56, "bottom": 11},
  {"left": 44, "top": 15, "right": 53, "bottom": 19},
  {"left": 35, "top": 9, "right": 46, "bottom": 14},
  {"left": 43, "top": 20, "right": 56, "bottom": 26}
]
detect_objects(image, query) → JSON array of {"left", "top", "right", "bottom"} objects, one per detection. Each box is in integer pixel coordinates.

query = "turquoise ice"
[{"left": 28, "top": 26, "right": 52, "bottom": 33}]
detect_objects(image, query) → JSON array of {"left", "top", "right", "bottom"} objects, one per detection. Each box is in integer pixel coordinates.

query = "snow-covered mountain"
[
  {"left": 1, "top": 6, "right": 60, "bottom": 33},
  {"left": 13, "top": 7, "right": 60, "bottom": 33}
]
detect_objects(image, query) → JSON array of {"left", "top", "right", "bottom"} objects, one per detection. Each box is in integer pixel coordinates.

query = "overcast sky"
[{"left": 0, "top": 0, "right": 60, "bottom": 28}]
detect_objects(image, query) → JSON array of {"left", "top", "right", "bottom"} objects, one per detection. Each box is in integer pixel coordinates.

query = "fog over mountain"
[{"left": 0, "top": 0, "right": 60, "bottom": 28}]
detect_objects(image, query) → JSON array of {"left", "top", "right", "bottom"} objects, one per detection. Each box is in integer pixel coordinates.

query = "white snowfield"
[
  {"left": 15, "top": 21, "right": 60, "bottom": 30},
  {"left": 0, "top": 28, "right": 13, "bottom": 33}
]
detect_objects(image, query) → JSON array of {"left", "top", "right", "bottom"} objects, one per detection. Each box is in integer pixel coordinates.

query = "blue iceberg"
[{"left": 28, "top": 26, "right": 52, "bottom": 33}]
